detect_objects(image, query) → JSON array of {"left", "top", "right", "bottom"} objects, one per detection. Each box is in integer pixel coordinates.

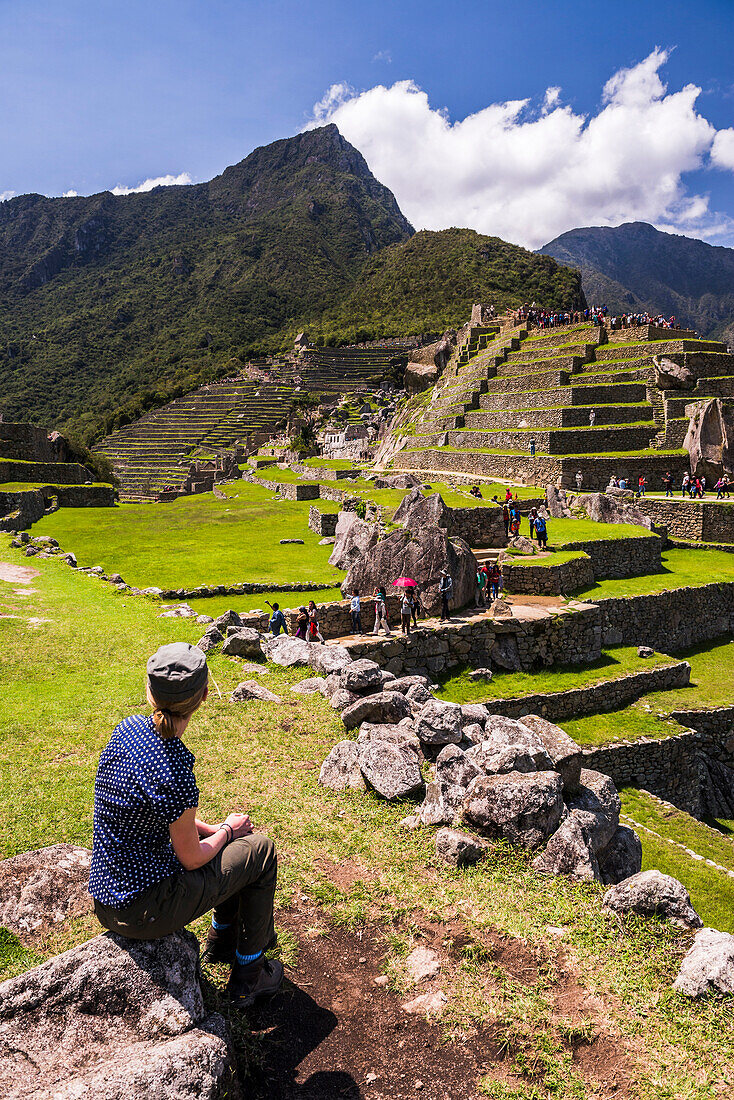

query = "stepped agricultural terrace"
[
  {"left": 96, "top": 343, "right": 411, "bottom": 500},
  {"left": 390, "top": 319, "right": 731, "bottom": 489}
]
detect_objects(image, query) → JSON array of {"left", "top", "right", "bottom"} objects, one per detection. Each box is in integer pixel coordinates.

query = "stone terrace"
[
  {"left": 391, "top": 322, "right": 732, "bottom": 489},
  {"left": 96, "top": 345, "right": 407, "bottom": 501}
]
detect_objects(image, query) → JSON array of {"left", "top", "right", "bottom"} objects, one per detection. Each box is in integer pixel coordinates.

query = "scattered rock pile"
[{"left": 316, "top": 656, "right": 638, "bottom": 885}]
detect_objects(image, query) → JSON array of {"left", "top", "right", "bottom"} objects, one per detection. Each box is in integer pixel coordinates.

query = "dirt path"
[
  {"left": 0, "top": 562, "right": 40, "bottom": 585},
  {"left": 229, "top": 903, "right": 633, "bottom": 1100}
]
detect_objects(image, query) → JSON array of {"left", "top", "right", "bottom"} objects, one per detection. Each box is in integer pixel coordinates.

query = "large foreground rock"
[
  {"left": 0, "top": 844, "right": 92, "bottom": 938},
  {"left": 598, "top": 825, "right": 643, "bottom": 885},
  {"left": 673, "top": 928, "right": 734, "bottom": 997},
  {"left": 462, "top": 771, "right": 564, "bottom": 850},
  {"left": 358, "top": 741, "right": 424, "bottom": 801},
  {"left": 264, "top": 634, "right": 311, "bottom": 667},
  {"left": 414, "top": 699, "right": 464, "bottom": 745},
  {"left": 221, "top": 627, "right": 265, "bottom": 659},
  {"left": 566, "top": 769, "right": 621, "bottom": 852},
  {"left": 341, "top": 524, "right": 478, "bottom": 616},
  {"left": 393, "top": 487, "right": 450, "bottom": 532},
  {"left": 435, "top": 827, "right": 488, "bottom": 868},
  {"left": 467, "top": 718, "right": 553, "bottom": 775},
  {"left": 341, "top": 690, "right": 412, "bottom": 730},
  {"left": 532, "top": 810, "right": 599, "bottom": 882},
  {"left": 307, "top": 643, "right": 352, "bottom": 675},
  {"left": 602, "top": 870, "right": 703, "bottom": 928},
  {"left": 518, "top": 715, "right": 582, "bottom": 793},
  {"left": 319, "top": 741, "right": 366, "bottom": 792},
  {"left": 0, "top": 930, "right": 239, "bottom": 1099},
  {"left": 576, "top": 491, "right": 653, "bottom": 530}
]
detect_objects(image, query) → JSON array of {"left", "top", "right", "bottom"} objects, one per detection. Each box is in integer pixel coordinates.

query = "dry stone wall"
[
  {"left": 0, "top": 422, "right": 54, "bottom": 462},
  {"left": 597, "top": 581, "right": 734, "bottom": 650},
  {"left": 0, "top": 459, "right": 92, "bottom": 484},
  {"left": 308, "top": 506, "right": 339, "bottom": 536},
  {"left": 582, "top": 732, "right": 703, "bottom": 817},
  {"left": 637, "top": 498, "right": 734, "bottom": 544},
  {"left": 490, "top": 661, "right": 691, "bottom": 722},
  {"left": 502, "top": 554, "right": 595, "bottom": 596}
]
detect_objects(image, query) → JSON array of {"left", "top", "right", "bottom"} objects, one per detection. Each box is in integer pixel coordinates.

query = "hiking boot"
[
  {"left": 203, "top": 928, "right": 278, "bottom": 966},
  {"left": 202, "top": 924, "right": 237, "bottom": 964},
  {"left": 228, "top": 956, "right": 284, "bottom": 1008}
]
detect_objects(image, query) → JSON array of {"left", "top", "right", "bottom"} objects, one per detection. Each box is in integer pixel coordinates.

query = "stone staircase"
[{"left": 391, "top": 323, "right": 734, "bottom": 490}]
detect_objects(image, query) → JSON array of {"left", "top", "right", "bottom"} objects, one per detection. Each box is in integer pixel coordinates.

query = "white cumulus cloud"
[
  {"left": 711, "top": 128, "right": 734, "bottom": 171},
  {"left": 0, "top": 190, "right": 16, "bottom": 202},
  {"left": 62, "top": 189, "right": 79, "bottom": 198},
  {"left": 307, "top": 48, "right": 734, "bottom": 248},
  {"left": 110, "top": 172, "right": 193, "bottom": 196}
]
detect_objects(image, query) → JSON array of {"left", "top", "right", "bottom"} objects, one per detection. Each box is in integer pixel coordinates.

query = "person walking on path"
[
  {"left": 410, "top": 588, "right": 421, "bottom": 628},
  {"left": 682, "top": 473, "right": 690, "bottom": 498},
  {"left": 475, "top": 566, "right": 487, "bottom": 608},
  {"left": 400, "top": 590, "right": 412, "bottom": 635},
  {"left": 265, "top": 601, "right": 288, "bottom": 637},
  {"left": 294, "top": 607, "right": 309, "bottom": 639},
  {"left": 489, "top": 562, "right": 501, "bottom": 600},
  {"left": 589, "top": 409, "right": 596, "bottom": 427},
  {"left": 528, "top": 507, "right": 538, "bottom": 542},
  {"left": 307, "top": 600, "right": 325, "bottom": 645},
  {"left": 89, "top": 643, "right": 282, "bottom": 1009},
  {"left": 372, "top": 587, "right": 391, "bottom": 635},
  {"left": 349, "top": 590, "right": 362, "bottom": 634},
  {"left": 638, "top": 475, "right": 646, "bottom": 497},
  {"left": 502, "top": 504, "right": 510, "bottom": 539},
  {"left": 575, "top": 471, "right": 583, "bottom": 493},
  {"left": 663, "top": 471, "right": 673, "bottom": 497},
  {"left": 534, "top": 513, "right": 548, "bottom": 549},
  {"left": 439, "top": 569, "right": 453, "bottom": 621}
]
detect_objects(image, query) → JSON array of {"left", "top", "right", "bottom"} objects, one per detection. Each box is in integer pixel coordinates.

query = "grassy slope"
[
  {"left": 32, "top": 481, "right": 343, "bottom": 590},
  {"left": 561, "top": 638, "right": 734, "bottom": 747},
  {"left": 576, "top": 548, "right": 734, "bottom": 598},
  {"left": 436, "top": 647, "right": 678, "bottom": 705},
  {"left": 3, "top": 539, "right": 734, "bottom": 1097}
]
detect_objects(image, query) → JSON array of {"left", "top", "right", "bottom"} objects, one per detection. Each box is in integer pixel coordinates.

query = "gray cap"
[{"left": 147, "top": 642, "right": 208, "bottom": 704}]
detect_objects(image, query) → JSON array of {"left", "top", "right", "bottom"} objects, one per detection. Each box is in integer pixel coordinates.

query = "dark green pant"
[{"left": 94, "top": 833, "right": 276, "bottom": 956}]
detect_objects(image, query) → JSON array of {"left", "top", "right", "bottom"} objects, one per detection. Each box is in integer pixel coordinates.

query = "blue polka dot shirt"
[{"left": 89, "top": 714, "right": 199, "bottom": 907}]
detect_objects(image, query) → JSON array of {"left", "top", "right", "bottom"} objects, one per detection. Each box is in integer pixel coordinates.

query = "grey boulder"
[
  {"left": 319, "top": 741, "right": 366, "bottom": 792},
  {"left": 265, "top": 635, "right": 311, "bottom": 667},
  {"left": 418, "top": 782, "right": 453, "bottom": 826},
  {"left": 566, "top": 769, "right": 621, "bottom": 852},
  {"left": 291, "top": 676, "right": 326, "bottom": 695},
  {"left": 602, "top": 870, "right": 703, "bottom": 928},
  {"left": 598, "top": 825, "right": 643, "bottom": 885},
  {"left": 435, "top": 744, "right": 482, "bottom": 811},
  {"left": 358, "top": 741, "right": 424, "bottom": 801},
  {"left": 357, "top": 722, "right": 421, "bottom": 754},
  {"left": 341, "top": 691, "right": 412, "bottom": 731},
  {"left": 406, "top": 682, "right": 434, "bottom": 708},
  {"left": 466, "top": 718, "right": 553, "bottom": 775},
  {"left": 532, "top": 810, "right": 600, "bottom": 882},
  {"left": 307, "top": 644, "right": 352, "bottom": 675},
  {"left": 330, "top": 688, "right": 360, "bottom": 711},
  {"left": 230, "top": 680, "right": 282, "bottom": 704},
  {"left": 518, "top": 714, "right": 582, "bottom": 793},
  {"left": 414, "top": 699, "right": 463, "bottom": 745},
  {"left": 0, "top": 844, "right": 92, "bottom": 938},
  {"left": 341, "top": 658, "right": 383, "bottom": 694},
  {"left": 673, "top": 928, "right": 734, "bottom": 997},
  {"left": 435, "top": 827, "right": 488, "bottom": 868},
  {"left": 221, "top": 627, "right": 265, "bottom": 659},
  {"left": 460, "top": 703, "right": 488, "bottom": 728},
  {"left": 0, "top": 929, "right": 238, "bottom": 1100},
  {"left": 462, "top": 771, "right": 564, "bottom": 850},
  {"left": 214, "top": 609, "right": 242, "bottom": 629}
]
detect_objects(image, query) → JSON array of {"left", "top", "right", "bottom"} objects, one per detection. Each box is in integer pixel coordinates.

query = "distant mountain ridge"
[
  {"left": 0, "top": 124, "right": 582, "bottom": 443},
  {"left": 538, "top": 222, "right": 734, "bottom": 344}
]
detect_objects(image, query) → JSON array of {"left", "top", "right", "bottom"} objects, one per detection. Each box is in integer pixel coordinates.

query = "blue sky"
[{"left": 1, "top": 0, "right": 733, "bottom": 247}]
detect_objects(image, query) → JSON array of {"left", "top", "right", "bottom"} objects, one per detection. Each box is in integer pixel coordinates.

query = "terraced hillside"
[
  {"left": 392, "top": 321, "right": 730, "bottom": 488},
  {"left": 96, "top": 345, "right": 405, "bottom": 500}
]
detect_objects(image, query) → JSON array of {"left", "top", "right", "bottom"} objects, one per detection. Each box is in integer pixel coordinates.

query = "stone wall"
[
  {"left": 395, "top": 448, "right": 690, "bottom": 491},
  {"left": 0, "top": 459, "right": 92, "bottom": 485},
  {"left": 343, "top": 604, "right": 601, "bottom": 677},
  {"left": 0, "top": 422, "right": 54, "bottom": 462},
  {"left": 490, "top": 660, "right": 691, "bottom": 722},
  {"left": 502, "top": 554, "right": 594, "bottom": 596},
  {"left": 563, "top": 534, "right": 662, "bottom": 580},
  {"left": 0, "top": 489, "right": 46, "bottom": 532},
  {"left": 52, "top": 485, "right": 115, "bottom": 508},
  {"left": 291, "top": 462, "right": 361, "bottom": 482},
  {"left": 308, "top": 506, "right": 339, "bottom": 536},
  {"left": 597, "top": 581, "right": 734, "bottom": 650},
  {"left": 581, "top": 732, "right": 703, "bottom": 817},
  {"left": 636, "top": 498, "right": 734, "bottom": 543},
  {"left": 445, "top": 505, "right": 506, "bottom": 548}
]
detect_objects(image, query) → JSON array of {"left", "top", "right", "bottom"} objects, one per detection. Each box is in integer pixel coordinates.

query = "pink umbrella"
[{"left": 392, "top": 577, "right": 418, "bottom": 587}]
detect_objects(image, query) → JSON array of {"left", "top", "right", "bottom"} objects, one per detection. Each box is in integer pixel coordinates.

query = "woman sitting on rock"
[{"left": 89, "top": 642, "right": 282, "bottom": 1008}]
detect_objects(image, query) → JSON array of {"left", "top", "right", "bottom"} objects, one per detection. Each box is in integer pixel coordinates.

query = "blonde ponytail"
[{"left": 147, "top": 682, "right": 208, "bottom": 740}]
